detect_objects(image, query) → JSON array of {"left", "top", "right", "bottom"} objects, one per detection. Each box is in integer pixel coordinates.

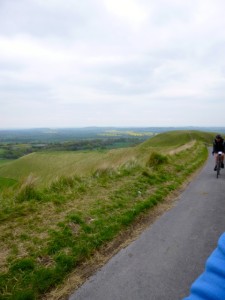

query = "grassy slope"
[
  {"left": 0, "top": 149, "right": 138, "bottom": 187},
  {"left": 0, "top": 130, "right": 215, "bottom": 187},
  {"left": 0, "top": 130, "right": 213, "bottom": 299},
  {"left": 139, "top": 130, "right": 214, "bottom": 148}
]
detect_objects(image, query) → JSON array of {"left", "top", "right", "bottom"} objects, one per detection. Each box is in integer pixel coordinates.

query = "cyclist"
[{"left": 212, "top": 134, "right": 225, "bottom": 171}]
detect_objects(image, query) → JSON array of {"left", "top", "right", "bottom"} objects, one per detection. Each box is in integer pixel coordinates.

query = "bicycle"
[{"left": 216, "top": 151, "right": 223, "bottom": 178}]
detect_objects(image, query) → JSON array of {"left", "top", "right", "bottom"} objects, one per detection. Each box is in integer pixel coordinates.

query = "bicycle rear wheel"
[{"left": 217, "top": 157, "right": 221, "bottom": 178}]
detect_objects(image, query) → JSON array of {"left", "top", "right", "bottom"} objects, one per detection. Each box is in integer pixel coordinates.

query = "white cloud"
[
  {"left": 1, "top": 0, "right": 225, "bottom": 128},
  {"left": 102, "top": 0, "right": 148, "bottom": 30}
]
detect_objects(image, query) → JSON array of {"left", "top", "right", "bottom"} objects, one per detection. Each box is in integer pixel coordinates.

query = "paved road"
[{"left": 69, "top": 151, "right": 225, "bottom": 300}]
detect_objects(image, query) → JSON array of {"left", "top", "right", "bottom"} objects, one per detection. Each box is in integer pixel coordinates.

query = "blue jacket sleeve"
[{"left": 183, "top": 233, "right": 225, "bottom": 300}]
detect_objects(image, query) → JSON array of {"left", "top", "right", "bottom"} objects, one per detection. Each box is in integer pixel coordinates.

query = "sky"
[{"left": 1, "top": 0, "right": 225, "bottom": 129}]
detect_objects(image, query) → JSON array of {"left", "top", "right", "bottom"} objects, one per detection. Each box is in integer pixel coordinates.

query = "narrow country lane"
[{"left": 69, "top": 150, "right": 225, "bottom": 300}]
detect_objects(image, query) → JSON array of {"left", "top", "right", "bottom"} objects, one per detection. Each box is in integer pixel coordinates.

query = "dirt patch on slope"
[{"left": 168, "top": 140, "right": 196, "bottom": 155}]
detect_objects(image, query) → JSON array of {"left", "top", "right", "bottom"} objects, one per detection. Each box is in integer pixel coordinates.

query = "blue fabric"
[{"left": 184, "top": 233, "right": 225, "bottom": 300}]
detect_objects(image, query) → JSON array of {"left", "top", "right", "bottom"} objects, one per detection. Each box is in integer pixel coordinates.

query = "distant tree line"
[
  {"left": 0, "top": 137, "right": 146, "bottom": 160},
  {"left": 0, "top": 144, "right": 34, "bottom": 159}
]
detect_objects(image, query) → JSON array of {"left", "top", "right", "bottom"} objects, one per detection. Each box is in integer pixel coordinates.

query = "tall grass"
[{"left": 16, "top": 174, "right": 42, "bottom": 202}]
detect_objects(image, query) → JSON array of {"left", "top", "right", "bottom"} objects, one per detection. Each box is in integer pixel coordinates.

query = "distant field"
[
  {"left": 99, "top": 130, "right": 156, "bottom": 137},
  {"left": 0, "top": 128, "right": 151, "bottom": 160},
  {"left": 0, "top": 126, "right": 222, "bottom": 143},
  {"left": 0, "top": 127, "right": 161, "bottom": 143},
  {"left": 0, "top": 149, "right": 5, "bottom": 155}
]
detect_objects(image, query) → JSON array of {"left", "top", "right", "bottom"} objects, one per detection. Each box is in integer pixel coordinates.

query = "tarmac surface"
[{"left": 69, "top": 151, "right": 225, "bottom": 300}]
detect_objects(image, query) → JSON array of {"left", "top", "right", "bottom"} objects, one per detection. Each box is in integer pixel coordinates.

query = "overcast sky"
[{"left": 1, "top": 0, "right": 225, "bottom": 128}]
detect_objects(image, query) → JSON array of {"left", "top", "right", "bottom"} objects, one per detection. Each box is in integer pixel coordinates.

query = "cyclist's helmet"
[{"left": 216, "top": 134, "right": 222, "bottom": 139}]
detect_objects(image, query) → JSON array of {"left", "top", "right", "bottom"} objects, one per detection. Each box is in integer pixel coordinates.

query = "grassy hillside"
[
  {"left": 139, "top": 130, "right": 214, "bottom": 148},
  {"left": 0, "top": 130, "right": 215, "bottom": 188},
  {"left": 0, "top": 130, "right": 212, "bottom": 299},
  {"left": 0, "top": 149, "right": 136, "bottom": 187}
]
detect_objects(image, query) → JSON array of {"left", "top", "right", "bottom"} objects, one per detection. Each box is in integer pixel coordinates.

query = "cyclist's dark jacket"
[{"left": 213, "top": 138, "right": 225, "bottom": 153}]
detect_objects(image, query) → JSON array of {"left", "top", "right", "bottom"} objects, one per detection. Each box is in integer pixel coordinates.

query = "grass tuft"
[
  {"left": 50, "top": 176, "right": 81, "bottom": 192},
  {"left": 16, "top": 174, "right": 42, "bottom": 202},
  {"left": 93, "top": 167, "right": 116, "bottom": 178},
  {"left": 147, "top": 152, "right": 168, "bottom": 167},
  {"left": 10, "top": 258, "right": 35, "bottom": 272}
]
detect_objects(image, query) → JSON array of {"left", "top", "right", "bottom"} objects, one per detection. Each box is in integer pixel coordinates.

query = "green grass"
[
  {"left": 0, "top": 149, "right": 136, "bottom": 187},
  {"left": 0, "top": 149, "right": 5, "bottom": 155},
  {"left": 0, "top": 130, "right": 210, "bottom": 299},
  {"left": 0, "top": 159, "right": 15, "bottom": 166},
  {"left": 139, "top": 130, "right": 215, "bottom": 148},
  {"left": 0, "top": 177, "right": 17, "bottom": 189}
]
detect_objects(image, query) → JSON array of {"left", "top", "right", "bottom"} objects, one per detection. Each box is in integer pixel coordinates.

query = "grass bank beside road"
[{"left": 0, "top": 131, "right": 212, "bottom": 299}]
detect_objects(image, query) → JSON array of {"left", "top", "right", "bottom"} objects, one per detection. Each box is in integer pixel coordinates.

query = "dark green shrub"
[{"left": 147, "top": 152, "right": 168, "bottom": 167}]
